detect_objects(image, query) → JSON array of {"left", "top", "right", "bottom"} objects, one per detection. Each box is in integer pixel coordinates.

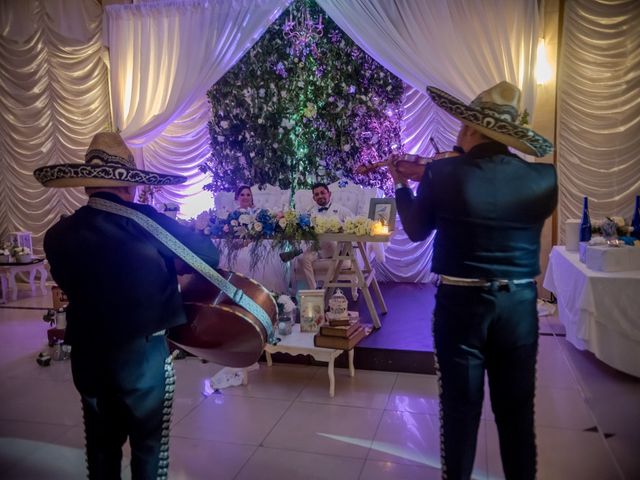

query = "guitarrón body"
[{"left": 169, "top": 270, "right": 277, "bottom": 367}]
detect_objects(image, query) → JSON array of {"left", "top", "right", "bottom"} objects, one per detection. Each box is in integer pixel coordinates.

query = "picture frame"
[
  {"left": 297, "top": 289, "right": 325, "bottom": 332},
  {"left": 368, "top": 198, "right": 397, "bottom": 231}
]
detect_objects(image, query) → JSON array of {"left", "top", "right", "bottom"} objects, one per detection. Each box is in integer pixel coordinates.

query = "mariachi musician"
[
  {"left": 34, "top": 132, "right": 276, "bottom": 480},
  {"left": 385, "top": 82, "right": 558, "bottom": 479}
]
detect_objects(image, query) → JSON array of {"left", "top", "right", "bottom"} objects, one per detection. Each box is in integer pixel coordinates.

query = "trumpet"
[{"left": 355, "top": 147, "right": 464, "bottom": 181}]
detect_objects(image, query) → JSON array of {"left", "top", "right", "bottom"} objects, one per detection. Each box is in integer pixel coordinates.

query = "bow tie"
[{"left": 318, "top": 206, "right": 329, "bottom": 212}]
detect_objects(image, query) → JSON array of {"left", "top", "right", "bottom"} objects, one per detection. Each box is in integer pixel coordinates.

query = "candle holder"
[{"left": 298, "top": 289, "right": 325, "bottom": 332}]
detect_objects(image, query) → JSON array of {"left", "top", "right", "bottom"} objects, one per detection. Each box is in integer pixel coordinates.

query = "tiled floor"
[{"left": 1, "top": 288, "right": 638, "bottom": 479}]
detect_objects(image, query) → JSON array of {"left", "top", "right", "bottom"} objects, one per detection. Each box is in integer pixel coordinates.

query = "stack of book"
[{"left": 314, "top": 312, "right": 367, "bottom": 349}]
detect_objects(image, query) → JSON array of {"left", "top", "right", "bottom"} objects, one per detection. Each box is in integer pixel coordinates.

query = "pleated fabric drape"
[{"left": 556, "top": 0, "right": 640, "bottom": 239}]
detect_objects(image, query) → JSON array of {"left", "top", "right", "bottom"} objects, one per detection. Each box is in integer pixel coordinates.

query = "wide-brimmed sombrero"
[
  {"left": 33, "top": 132, "right": 186, "bottom": 188},
  {"left": 426, "top": 81, "right": 553, "bottom": 157}
]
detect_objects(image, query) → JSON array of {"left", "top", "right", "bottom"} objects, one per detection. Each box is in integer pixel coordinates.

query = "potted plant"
[{"left": 12, "top": 246, "right": 32, "bottom": 263}]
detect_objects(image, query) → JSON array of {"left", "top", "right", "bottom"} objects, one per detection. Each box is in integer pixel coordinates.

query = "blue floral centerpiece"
[
  {"left": 193, "top": 209, "right": 316, "bottom": 271},
  {"left": 188, "top": 207, "right": 380, "bottom": 270}
]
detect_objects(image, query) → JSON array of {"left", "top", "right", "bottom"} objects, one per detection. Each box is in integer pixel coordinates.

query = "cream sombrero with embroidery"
[
  {"left": 33, "top": 132, "right": 186, "bottom": 188},
  {"left": 426, "top": 81, "right": 553, "bottom": 157}
]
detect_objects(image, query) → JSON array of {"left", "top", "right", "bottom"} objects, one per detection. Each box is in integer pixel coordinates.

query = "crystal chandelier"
[{"left": 283, "top": 3, "right": 324, "bottom": 57}]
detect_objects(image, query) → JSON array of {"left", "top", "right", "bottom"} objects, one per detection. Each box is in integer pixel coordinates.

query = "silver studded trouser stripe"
[
  {"left": 433, "top": 282, "right": 538, "bottom": 480},
  {"left": 72, "top": 335, "right": 173, "bottom": 479},
  {"left": 156, "top": 354, "right": 175, "bottom": 479}
]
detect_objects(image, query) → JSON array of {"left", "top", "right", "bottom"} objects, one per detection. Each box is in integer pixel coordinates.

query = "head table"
[
  {"left": 0, "top": 258, "right": 49, "bottom": 303},
  {"left": 543, "top": 246, "right": 640, "bottom": 377}
]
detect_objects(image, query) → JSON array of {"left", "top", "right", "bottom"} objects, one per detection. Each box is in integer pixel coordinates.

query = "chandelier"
[{"left": 283, "top": 3, "right": 324, "bottom": 57}]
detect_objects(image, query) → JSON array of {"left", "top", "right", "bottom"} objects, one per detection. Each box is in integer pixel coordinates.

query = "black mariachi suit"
[
  {"left": 395, "top": 142, "right": 557, "bottom": 480},
  {"left": 44, "top": 192, "right": 219, "bottom": 480}
]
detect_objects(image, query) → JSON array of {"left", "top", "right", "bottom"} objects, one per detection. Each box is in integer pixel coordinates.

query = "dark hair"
[
  {"left": 311, "top": 182, "right": 329, "bottom": 193},
  {"left": 234, "top": 185, "right": 252, "bottom": 200}
]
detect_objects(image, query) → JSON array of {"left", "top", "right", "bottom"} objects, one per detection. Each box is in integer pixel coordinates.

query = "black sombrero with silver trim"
[
  {"left": 426, "top": 81, "right": 553, "bottom": 157},
  {"left": 33, "top": 132, "right": 186, "bottom": 188}
]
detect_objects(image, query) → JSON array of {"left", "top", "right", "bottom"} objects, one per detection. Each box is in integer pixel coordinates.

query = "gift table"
[
  {"left": 0, "top": 258, "right": 48, "bottom": 303},
  {"left": 318, "top": 233, "right": 390, "bottom": 329},
  {"left": 543, "top": 246, "right": 640, "bottom": 377},
  {"left": 264, "top": 324, "right": 355, "bottom": 397}
]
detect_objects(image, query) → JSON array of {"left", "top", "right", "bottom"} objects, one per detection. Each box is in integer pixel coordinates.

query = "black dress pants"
[
  {"left": 70, "top": 335, "right": 174, "bottom": 480},
  {"left": 433, "top": 282, "right": 538, "bottom": 480}
]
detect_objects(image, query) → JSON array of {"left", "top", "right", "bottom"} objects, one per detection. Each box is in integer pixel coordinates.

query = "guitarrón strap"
[{"left": 87, "top": 197, "right": 275, "bottom": 343}]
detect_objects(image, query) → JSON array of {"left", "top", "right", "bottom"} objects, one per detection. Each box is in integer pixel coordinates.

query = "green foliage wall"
[{"left": 201, "top": 0, "right": 404, "bottom": 196}]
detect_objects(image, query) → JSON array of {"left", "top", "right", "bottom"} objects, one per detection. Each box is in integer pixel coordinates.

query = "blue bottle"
[
  {"left": 579, "top": 196, "right": 591, "bottom": 242},
  {"left": 631, "top": 195, "right": 640, "bottom": 240}
]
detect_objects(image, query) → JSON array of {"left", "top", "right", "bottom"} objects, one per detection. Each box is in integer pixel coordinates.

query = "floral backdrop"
[{"left": 201, "top": 0, "right": 404, "bottom": 197}]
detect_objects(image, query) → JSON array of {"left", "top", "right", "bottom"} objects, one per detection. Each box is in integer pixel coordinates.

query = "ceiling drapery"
[
  {"left": 556, "top": 0, "right": 640, "bottom": 238},
  {"left": 104, "top": 0, "right": 291, "bottom": 217}
]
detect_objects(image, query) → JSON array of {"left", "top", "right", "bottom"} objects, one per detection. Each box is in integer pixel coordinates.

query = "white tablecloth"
[
  {"left": 217, "top": 242, "right": 289, "bottom": 294},
  {"left": 543, "top": 246, "right": 640, "bottom": 377}
]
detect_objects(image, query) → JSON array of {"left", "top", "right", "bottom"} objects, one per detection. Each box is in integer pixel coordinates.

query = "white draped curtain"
[
  {"left": 0, "top": 0, "right": 110, "bottom": 252},
  {"left": 105, "top": 0, "right": 292, "bottom": 217},
  {"left": 556, "top": 0, "right": 640, "bottom": 238}
]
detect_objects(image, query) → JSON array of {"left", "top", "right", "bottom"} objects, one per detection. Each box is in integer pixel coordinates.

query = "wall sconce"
[{"left": 535, "top": 38, "right": 553, "bottom": 85}]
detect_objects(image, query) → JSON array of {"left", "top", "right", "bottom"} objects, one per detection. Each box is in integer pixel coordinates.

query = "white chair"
[
  {"left": 252, "top": 184, "right": 291, "bottom": 212},
  {"left": 292, "top": 180, "right": 384, "bottom": 298}
]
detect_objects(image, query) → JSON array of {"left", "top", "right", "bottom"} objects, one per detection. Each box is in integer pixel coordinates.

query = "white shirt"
[{"left": 308, "top": 202, "right": 353, "bottom": 222}]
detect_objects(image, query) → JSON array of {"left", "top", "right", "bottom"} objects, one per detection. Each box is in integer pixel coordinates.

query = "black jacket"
[
  {"left": 396, "top": 142, "right": 557, "bottom": 279},
  {"left": 44, "top": 192, "right": 219, "bottom": 346}
]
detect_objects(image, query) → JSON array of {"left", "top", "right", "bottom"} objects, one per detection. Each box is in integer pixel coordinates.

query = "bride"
[
  {"left": 209, "top": 184, "right": 288, "bottom": 390},
  {"left": 217, "top": 185, "right": 289, "bottom": 293}
]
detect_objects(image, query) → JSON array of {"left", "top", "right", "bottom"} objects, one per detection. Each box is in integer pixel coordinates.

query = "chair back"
[
  {"left": 294, "top": 180, "right": 381, "bottom": 216},
  {"left": 214, "top": 185, "right": 290, "bottom": 215}
]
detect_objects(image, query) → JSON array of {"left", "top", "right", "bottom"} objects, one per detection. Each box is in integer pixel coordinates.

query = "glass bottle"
[
  {"left": 631, "top": 195, "right": 640, "bottom": 240},
  {"left": 579, "top": 196, "right": 592, "bottom": 242}
]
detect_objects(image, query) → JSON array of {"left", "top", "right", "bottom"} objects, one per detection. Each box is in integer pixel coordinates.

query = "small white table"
[
  {"left": 543, "top": 246, "right": 640, "bottom": 377},
  {"left": 0, "top": 259, "right": 48, "bottom": 303},
  {"left": 318, "top": 233, "right": 390, "bottom": 329},
  {"left": 264, "top": 324, "right": 355, "bottom": 397}
]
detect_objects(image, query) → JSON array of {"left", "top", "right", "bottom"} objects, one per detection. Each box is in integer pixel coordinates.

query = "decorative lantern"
[{"left": 328, "top": 289, "right": 348, "bottom": 320}]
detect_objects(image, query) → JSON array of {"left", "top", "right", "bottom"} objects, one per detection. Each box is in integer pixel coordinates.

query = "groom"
[{"left": 295, "top": 182, "right": 353, "bottom": 289}]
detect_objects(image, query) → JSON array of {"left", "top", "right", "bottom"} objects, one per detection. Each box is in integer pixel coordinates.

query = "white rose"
[
  {"left": 278, "top": 218, "right": 287, "bottom": 228},
  {"left": 277, "top": 294, "right": 296, "bottom": 313},
  {"left": 238, "top": 214, "right": 251, "bottom": 225},
  {"left": 253, "top": 222, "right": 263, "bottom": 232}
]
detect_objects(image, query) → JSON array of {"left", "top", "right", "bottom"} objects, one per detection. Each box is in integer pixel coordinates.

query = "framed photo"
[
  {"left": 368, "top": 198, "right": 396, "bottom": 231},
  {"left": 298, "top": 289, "right": 325, "bottom": 332}
]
